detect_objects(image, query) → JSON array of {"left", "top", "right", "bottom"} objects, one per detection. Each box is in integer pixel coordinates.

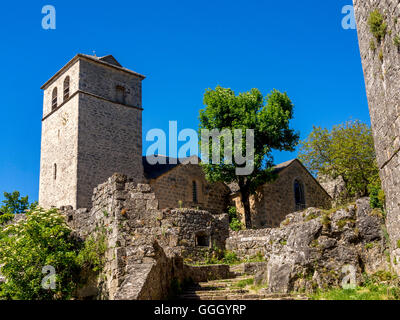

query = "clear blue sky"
[{"left": 0, "top": 0, "right": 369, "bottom": 203}]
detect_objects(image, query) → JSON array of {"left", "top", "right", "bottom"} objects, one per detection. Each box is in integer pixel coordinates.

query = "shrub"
[
  {"left": 0, "top": 208, "right": 81, "bottom": 300},
  {"left": 394, "top": 35, "right": 400, "bottom": 47},
  {"left": 223, "top": 251, "right": 240, "bottom": 265},
  {"left": 0, "top": 212, "right": 15, "bottom": 225},
  {"left": 379, "top": 49, "right": 384, "bottom": 62},
  {"left": 368, "top": 175, "right": 385, "bottom": 210},
  {"left": 76, "top": 230, "right": 107, "bottom": 273},
  {"left": 228, "top": 207, "right": 244, "bottom": 231},
  {"left": 368, "top": 9, "right": 388, "bottom": 42},
  {"left": 370, "top": 39, "right": 376, "bottom": 51}
]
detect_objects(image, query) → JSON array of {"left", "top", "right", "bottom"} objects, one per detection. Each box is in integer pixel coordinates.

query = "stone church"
[{"left": 39, "top": 54, "right": 331, "bottom": 228}]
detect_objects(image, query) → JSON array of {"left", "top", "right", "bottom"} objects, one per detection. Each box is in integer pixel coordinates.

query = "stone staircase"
[{"left": 178, "top": 265, "right": 308, "bottom": 300}]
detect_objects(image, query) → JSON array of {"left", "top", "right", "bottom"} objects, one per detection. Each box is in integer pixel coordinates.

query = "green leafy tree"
[
  {"left": 199, "top": 86, "right": 299, "bottom": 228},
  {"left": 298, "top": 120, "right": 380, "bottom": 200},
  {"left": 0, "top": 191, "right": 37, "bottom": 215},
  {"left": 0, "top": 207, "right": 81, "bottom": 300}
]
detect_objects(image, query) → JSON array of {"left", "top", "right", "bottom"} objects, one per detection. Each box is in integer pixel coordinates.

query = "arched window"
[
  {"left": 53, "top": 163, "right": 57, "bottom": 180},
  {"left": 63, "top": 76, "right": 70, "bottom": 101},
  {"left": 192, "top": 181, "right": 198, "bottom": 203},
  {"left": 294, "top": 179, "right": 305, "bottom": 211},
  {"left": 51, "top": 87, "right": 58, "bottom": 110}
]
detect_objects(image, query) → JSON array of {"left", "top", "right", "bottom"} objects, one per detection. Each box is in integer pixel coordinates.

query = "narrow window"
[
  {"left": 294, "top": 179, "right": 305, "bottom": 211},
  {"left": 63, "top": 76, "right": 70, "bottom": 101},
  {"left": 116, "top": 85, "right": 126, "bottom": 104},
  {"left": 53, "top": 163, "right": 57, "bottom": 180},
  {"left": 192, "top": 181, "right": 198, "bottom": 203},
  {"left": 51, "top": 87, "right": 58, "bottom": 110}
]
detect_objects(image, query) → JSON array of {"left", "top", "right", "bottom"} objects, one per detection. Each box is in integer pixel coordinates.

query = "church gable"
[{"left": 231, "top": 159, "right": 331, "bottom": 228}]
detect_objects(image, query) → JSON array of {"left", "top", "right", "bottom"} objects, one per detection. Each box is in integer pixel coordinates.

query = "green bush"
[
  {"left": 0, "top": 207, "right": 108, "bottom": 300},
  {"left": 0, "top": 212, "right": 15, "bottom": 225},
  {"left": 368, "top": 9, "right": 388, "bottom": 42},
  {"left": 368, "top": 175, "right": 385, "bottom": 210},
  {"left": 0, "top": 208, "right": 81, "bottom": 300},
  {"left": 76, "top": 231, "right": 107, "bottom": 273},
  {"left": 228, "top": 207, "right": 244, "bottom": 231},
  {"left": 223, "top": 251, "right": 240, "bottom": 265}
]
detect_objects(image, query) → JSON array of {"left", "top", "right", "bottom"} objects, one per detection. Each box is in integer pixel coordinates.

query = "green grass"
[
  {"left": 236, "top": 278, "right": 254, "bottom": 289},
  {"left": 310, "top": 286, "right": 400, "bottom": 300},
  {"left": 310, "top": 271, "right": 400, "bottom": 300}
]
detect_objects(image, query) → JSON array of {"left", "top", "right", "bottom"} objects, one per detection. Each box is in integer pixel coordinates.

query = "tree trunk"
[{"left": 240, "top": 188, "right": 252, "bottom": 229}]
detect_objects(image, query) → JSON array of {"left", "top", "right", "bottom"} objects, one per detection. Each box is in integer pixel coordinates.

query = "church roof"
[
  {"left": 143, "top": 156, "right": 297, "bottom": 189},
  {"left": 227, "top": 159, "right": 297, "bottom": 193},
  {"left": 41, "top": 53, "right": 145, "bottom": 90},
  {"left": 142, "top": 155, "right": 200, "bottom": 180}
]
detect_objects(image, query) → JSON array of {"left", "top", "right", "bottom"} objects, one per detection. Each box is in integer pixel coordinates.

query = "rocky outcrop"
[{"left": 227, "top": 198, "right": 388, "bottom": 294}]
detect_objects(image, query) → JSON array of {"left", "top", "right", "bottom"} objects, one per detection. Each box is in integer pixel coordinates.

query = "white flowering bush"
[{"left": 0, "top": 208, "right": 81, "bottom": 300}]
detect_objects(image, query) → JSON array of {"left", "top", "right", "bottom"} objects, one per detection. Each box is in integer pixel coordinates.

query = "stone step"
[
  {"left": 184, "top": 289, "right": 249, "bottom": 296},
  {"left": 178, "top": 293, "right": 298, "bottom": 300}
]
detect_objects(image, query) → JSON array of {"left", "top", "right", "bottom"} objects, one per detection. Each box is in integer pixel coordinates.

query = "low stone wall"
[
  {"left": 226, "top": 229, "right": 274, "bottom": 260},
  {"left": 184, "top": 264, "right": 231, "bottom": 283}
]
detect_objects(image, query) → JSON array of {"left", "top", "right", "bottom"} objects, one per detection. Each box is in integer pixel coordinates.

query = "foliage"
[
  {"left": 368, "top": 9, "right": 387, "bottom": 42},
  {"left": 369, "top": 39, "right": 376, "bottom": 51},
  {"left": 222, "top": 251, "right": 240, "bottom": 265},
  {"left": 76, "top": 230, "right": 107, "bottom": 273},
  {"left": 0, "top": 191, "right": 37, "bottom": 215},
  {"left": 368, "top": 174, "right": 385, "bottom": 210},
  {"left": 394, "top": 35, "right": 400, "bottom": 48},
  {"left": 310, "top": 272, "right": 400, "bottom": 300},
  {"left": 0, "top": 207, "right": 108, "bottom": 300},
  {"left": 298, "top": 120, "right": 379, "bottom": 200},
  {"left": 0, "top": 208, "right": 81, "bottom": 300},
  {"left": 199, "top": 86, "right": 299, "bottom": 228},
  {"left": 0, "top": 212, "right": 15, "bottom": 225},
  {"left": 236, "top": 278, "right": 254, "bottom": 289},
  {"left": 228, "top": 207, "right": 244, "bottom": 231}
]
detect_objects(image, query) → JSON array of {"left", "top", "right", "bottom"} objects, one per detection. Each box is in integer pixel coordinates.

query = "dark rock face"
[{"left": 228, "top": 198, "right": 389, "bottom": 294}]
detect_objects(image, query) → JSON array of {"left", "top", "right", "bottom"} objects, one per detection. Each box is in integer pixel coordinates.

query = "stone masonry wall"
[
  {"left": 39, "top": 95, "right": 80, "bottom": 209},
  {"left": 354, "top": 0, "right": 400, "bottom": 273},
  {"left": 64, "top": 173, "right": 230, "bottom": 299},
  {"left": 76, "top": 92, "right": 144, "bottom": 209},
  {"left": 39, "top": 56, "right": 145, "bottom": 210},
  {"left": 232, "top": 160, "right": 331, "bottom": 228},
  {"left": 148, "top": 163, "right": 230, "bottom": 214}
]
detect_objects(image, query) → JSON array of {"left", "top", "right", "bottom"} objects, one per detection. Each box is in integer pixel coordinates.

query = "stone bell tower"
[{"left": 39, "top": 54, "right": 145, "bottom": 209}]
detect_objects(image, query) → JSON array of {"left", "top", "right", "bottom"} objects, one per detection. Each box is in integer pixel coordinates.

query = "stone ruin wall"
[
  {"left": 354, "top": 0, "right": 400, "bottom": 273},
  {"left": 63, "top": 173, "right": 230, "bottom": 299}
]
